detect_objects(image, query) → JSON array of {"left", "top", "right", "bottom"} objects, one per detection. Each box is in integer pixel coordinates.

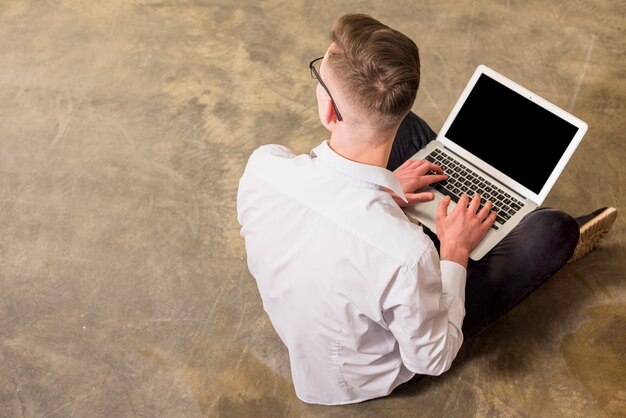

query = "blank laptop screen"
[{"left": 444, "top": 74, "right": 579, "bottom": 194}]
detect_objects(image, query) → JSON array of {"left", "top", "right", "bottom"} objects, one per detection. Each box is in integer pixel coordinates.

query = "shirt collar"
[{"left": 310, "top": 140, "right": 408, "bottom": 203}]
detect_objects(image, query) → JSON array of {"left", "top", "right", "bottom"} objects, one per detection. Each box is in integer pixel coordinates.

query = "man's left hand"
[{"left": 389, "top": 159, "right": 448, "bottom": 207}]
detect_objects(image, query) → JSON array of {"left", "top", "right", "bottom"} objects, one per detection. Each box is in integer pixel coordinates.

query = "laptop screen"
[{"left": 444, "top": 74, "right": 579, "bottom": 194}]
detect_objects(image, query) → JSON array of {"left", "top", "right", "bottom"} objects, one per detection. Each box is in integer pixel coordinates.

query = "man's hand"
[
  {"left": 436, "top": 194, "right": 496, "bottom": 268},
  {"left": 390, "top": 159, "right": 448, "bottom": 207}
]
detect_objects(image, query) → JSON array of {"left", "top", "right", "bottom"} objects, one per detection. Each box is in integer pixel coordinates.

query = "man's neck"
[{"left": 327, "top": 126, "right": 396, "bottom": 168}]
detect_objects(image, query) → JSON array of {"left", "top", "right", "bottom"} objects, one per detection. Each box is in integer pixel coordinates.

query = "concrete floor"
[{"left": 0, "top": 0, "right": 624, "bottom": 417}]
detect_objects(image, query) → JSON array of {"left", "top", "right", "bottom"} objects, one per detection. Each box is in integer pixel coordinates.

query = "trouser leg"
[
  {"left": 421, "top": 208, "right": 578, "bottom": 338},
  {"left": 387, "top": 111, "right": 437, "bottom": 172},
  {"left": 461, "top": 208, "right": 579, "bottom": 338}
]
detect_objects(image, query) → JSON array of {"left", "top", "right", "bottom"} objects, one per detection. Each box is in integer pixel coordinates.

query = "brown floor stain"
[
  {"left": 182, "top": 339, "right": 299, "bottom": 418},
  {"left": 137, "top": 348, "right": 170, "bottom": 369},
  {"left": 560, "top": 303, "right": 626, "bottom": 417},
  {"left": 138, "top": 305, "right": 299, "bottom": 418}
]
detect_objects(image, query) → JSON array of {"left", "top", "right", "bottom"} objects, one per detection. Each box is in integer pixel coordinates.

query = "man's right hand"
[
  {"left": 391, "top": 159, "right": 448, "bottom": 207},
  {"left": 436, "top": 193, "right": 496, "bottom": 268}
]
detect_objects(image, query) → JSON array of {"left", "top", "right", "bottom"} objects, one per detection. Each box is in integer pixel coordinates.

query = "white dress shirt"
[{"left": 237, "top": 141, "right": 467, "bottom": 405}]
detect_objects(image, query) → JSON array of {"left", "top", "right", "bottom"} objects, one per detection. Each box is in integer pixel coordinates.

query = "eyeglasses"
[{"left": 309, "top": 57, "right": 343, "bottom": 122}]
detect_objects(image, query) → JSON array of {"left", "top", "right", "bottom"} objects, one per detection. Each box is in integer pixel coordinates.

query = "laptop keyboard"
[{"left": 424, "top": 148, "right": 524, "bottom": 230}]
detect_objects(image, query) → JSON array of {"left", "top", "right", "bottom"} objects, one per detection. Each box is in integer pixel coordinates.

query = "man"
[{"left": 237, "top": 14, "right": 617, "bottom": 405}]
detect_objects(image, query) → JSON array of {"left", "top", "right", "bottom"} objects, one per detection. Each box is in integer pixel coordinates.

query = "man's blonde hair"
[{"left": 327, "top": 14, "right": 420, "bottom": 131}]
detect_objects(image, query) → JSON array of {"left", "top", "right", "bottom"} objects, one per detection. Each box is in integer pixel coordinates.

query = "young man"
[{"left": 237, "top": 14, "right": 616, "bottom": 405}]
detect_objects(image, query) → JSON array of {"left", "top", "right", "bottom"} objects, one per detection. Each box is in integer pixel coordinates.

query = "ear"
[{"left": 324, "top": 99, "right": 338, "bottom": 130}]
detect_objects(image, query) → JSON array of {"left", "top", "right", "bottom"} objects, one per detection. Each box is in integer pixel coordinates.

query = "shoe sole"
[{"left": 568, "top": 207, "right": 617, "bottom": 263}]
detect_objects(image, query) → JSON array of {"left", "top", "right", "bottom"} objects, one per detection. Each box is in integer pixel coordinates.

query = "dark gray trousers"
[{"left": 389, "top": 112, "right": 580, "bottom": 339}]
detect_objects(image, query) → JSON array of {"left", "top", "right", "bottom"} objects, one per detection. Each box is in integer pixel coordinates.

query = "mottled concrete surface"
[{"left": 0, "top": 0, "right": 624, "bottom": 417}]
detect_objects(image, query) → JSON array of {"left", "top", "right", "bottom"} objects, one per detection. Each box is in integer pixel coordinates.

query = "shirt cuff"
[{"left": 440, "top": 260, "right": 467, "bottom": 302}]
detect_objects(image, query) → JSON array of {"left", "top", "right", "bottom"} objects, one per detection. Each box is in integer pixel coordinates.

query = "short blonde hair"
[{"left": 328, "top": 14, "right": 420, "bottom": 130}]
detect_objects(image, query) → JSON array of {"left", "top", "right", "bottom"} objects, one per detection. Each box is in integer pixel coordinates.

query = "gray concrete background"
[{"left": 0, "top": 0, "right": 624, "bottom": 417}]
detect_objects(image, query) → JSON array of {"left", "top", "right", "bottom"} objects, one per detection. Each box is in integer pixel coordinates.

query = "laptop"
[{"left": 403, "top": 65, "right": 588, "bottom": 260}]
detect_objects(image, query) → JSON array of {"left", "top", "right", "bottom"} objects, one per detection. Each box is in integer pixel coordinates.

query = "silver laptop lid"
[{"left": 437, "top": 65, "right": 588, "bottom": 205}]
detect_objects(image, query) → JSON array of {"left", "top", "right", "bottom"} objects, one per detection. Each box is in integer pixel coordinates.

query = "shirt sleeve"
[
  {"left": 237, "top": 144, "right": 295, "bottom": 236},
  {"left": 381, "top": 243, "right": 467, "bottom": 376}
]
